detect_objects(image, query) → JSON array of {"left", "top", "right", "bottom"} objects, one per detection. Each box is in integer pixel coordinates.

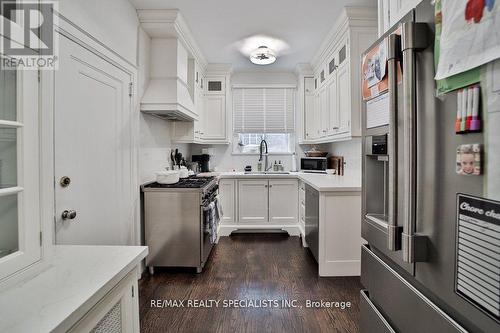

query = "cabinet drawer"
[
  {"left": 360, "top": 290, "right": 395, "bottom": 333},
  {"left": 361, "top": 245, "right": 467, "bottom": 333}
]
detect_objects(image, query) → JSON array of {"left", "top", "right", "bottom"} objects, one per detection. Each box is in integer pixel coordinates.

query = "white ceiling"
[{"left": 130, "top": 0, "right": 377, "bottom": 71}]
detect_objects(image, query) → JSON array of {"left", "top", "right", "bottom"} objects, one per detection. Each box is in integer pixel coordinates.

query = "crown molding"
[{"left": 206, "top": 63, "right": 233, "bottom": 75}]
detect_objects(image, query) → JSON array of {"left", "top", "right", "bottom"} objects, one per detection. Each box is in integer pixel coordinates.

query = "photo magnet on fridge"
[{"left": 456, "top": 144, "right": 482, "bottom": 176}]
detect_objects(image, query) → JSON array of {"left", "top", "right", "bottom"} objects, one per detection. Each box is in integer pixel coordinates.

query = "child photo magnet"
[{"left": 456, "top": 144, "right": 482, "bottom": 176}]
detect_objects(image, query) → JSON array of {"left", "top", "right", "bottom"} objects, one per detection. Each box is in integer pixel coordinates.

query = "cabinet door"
[
  {"left": 219, "top": 180, "right": 235, "bottom": 222},
  {"left": 69, "top": 270, "right": 139, "bottom": 333},
  {"left": 319, "top": 85, "right": 329, "bottom": 137},
  {"left": 336, "top": 62, "right": 350, "bottom": 134},
  {"left": 312, "top": 92, "right": 321, "bottom": 139},
  {"left": 238, "top": 180, "right": 269, "bottom": 223},
  {"left": 269, "top": 179, "right": 298, "bottom": 223},
  {"left": 389, "top": 0, "right": 423, "bottom": 27},
  {"left": 194, "top": 89, "right": 204, "bottom": 141},
  {"left": 304, "top": 77, "right": 315, "bottom": 140},
  {"left": 203, "top": 95, "right": 226, "bottom": 140},
  {"left": 327, "top": 74, "right": 339, "bottom": 134}
]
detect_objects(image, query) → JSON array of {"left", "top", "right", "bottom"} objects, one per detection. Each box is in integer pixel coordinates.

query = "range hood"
[{"left": 139, "top": 10, "right": 206, "bottom": 121}]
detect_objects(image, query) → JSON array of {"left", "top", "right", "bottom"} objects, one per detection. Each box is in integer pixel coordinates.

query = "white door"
[
  {"left": 203, "top": 94, "right": 225, "bottom": 140},
  {"left": 218, "top": 180, "right": 235, "bottom": 222},
  {"left": 54, "top": 35, "right": 134, "bottom": 245},
  {"left": 269, "top": 179, "right": 298, "bottom": 223},
  {"left": 238, "top": 180, "right": 268, "bottom": 223}
]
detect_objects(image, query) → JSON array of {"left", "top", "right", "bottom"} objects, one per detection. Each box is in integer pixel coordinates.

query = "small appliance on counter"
[
  {"left": 192, "top": 154, "right": 211, "bottom": 173},
  {"left": 301, "top": 157, "right": 327, "bottom": 173}
]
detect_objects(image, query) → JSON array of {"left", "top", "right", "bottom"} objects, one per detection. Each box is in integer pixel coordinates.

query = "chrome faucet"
[{"left": 259, "top": 139, "right": 272, "bottom": 171}]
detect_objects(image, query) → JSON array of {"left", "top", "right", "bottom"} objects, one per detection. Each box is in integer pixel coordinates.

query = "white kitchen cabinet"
[
  {"left": 312, "top": 92, "right": 321, "bottom": 139},
  {"left": 203, "top": 95, "right": 226, "bottom": 140},
  {"left": 389, "top": 0, "right": 422, "bottom": 27},
  {"left": 378, "top": 0, "right": 423, "bottom": 36},
  {"left": 218, "top": 179, "right": 236, "bottom": 222},
  {"left": 269, "top": 179, "right": 298, "bottom": 223},
  {"left": 327, "top": 72, "right": 339, "bottom": 133},
  {"left": 69, "top": 270, "right": 139, "bottom": 333},
  {"left": 319, "top": 85, "right": 329, "bottom": 137},
  {"left": 173, "top": 72, "right": 230, "bottom": 144},
  {"left": 301, "top": 7, "right": 377, "bottom": 144},
  {"left": 238, "top": 180, "right": 269, "bottom": 223},
  {"left": 336, "top": 61, "right": 350, "bottom": 134},
  {"left": 303, "top": 77, "right": 315, "bottom": 141}
]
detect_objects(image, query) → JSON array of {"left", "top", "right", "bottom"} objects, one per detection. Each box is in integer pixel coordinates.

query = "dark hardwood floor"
[{"left": 139, "top": 233, "right": 363, "bottom": 333}]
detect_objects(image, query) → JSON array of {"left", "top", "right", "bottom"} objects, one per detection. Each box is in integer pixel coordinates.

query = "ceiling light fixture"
[{"left": 250, "top": 46, "right": 276, "bottom": 65}]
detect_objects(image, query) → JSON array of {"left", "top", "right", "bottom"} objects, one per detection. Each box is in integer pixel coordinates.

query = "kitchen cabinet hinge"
[
  {"left": 131, "top": 285, "right": 134, "bottom": 297},
  {"left": 39, "top": 231, "right": 43, "bottom": 246},
  {"left": 128, "top": 82, "right": 133, "bottom": 97}
]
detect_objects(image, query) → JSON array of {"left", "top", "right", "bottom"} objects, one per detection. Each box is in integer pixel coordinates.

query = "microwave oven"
[{"left": 301, "top": 157, "right": 327, "bottom": 173}]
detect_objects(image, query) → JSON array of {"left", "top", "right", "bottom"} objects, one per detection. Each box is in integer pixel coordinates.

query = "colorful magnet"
[{"left": 456, "top": 144, "right": 482, "bottom": 176}]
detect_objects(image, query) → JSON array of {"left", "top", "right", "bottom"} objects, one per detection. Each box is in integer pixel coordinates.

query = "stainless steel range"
[{"left": 141, "top": 176, "right": 218, "bottom": 274}]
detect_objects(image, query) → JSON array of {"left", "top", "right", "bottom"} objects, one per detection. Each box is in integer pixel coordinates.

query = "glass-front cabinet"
[{"left": 0, "top": 58, "right": 41, "bottom": 281}]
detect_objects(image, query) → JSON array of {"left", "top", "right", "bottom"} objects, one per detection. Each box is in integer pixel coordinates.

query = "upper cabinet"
[
  {"left": 173, "top": 68, "right": 232, "bottom": 144},
  {"left": 378, "top": 0, "right": 423, "bottom": 36},
  {"left": 299, "top": 7, "right": 377, "bottom": 144}
]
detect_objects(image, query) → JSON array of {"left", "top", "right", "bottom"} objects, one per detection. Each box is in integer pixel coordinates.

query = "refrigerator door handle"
[
  {"left": 387, "top": 33, "right": 402, "bottom": 252},
  {"left": 401, "top": 21, "right": 430, "bottom": 263}
]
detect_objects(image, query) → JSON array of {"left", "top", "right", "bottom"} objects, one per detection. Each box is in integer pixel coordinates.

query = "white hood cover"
[
  {"left": 141, "top": 78, "right": 196, "bottom": 121},
  {"left": 138, "top": 10, "right": 208, "bottom": 121}
]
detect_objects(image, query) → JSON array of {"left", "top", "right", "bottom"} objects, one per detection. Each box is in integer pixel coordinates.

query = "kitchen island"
[{"left": 217, "top": 172, "right": 362, "bottom": 277}]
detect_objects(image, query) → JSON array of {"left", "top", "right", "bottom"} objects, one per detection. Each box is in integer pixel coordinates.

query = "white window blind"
[{"left": 233, "top": 88, "right": 295, "bottom": 133}]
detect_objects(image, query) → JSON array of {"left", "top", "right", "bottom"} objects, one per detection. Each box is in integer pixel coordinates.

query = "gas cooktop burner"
[{"left": 144, "top": 176, "right": 215, "bottom": 189}]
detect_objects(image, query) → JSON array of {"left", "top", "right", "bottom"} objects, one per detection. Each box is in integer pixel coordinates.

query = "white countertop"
[
  {"left": 0, "top": 245, "right": 148, "bottom": 333},
  {"left": 218, "top": 171, "right": 361, "bottom": 192}
]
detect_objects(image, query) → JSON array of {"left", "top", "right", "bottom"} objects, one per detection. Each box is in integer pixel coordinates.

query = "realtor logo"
[{"left": 0, "top": 0, "right": 58, "bottom": 69}]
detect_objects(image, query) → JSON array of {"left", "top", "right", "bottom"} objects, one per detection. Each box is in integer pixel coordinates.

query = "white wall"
[
  {"left": 138, "top": 28, "right": 190, "bottom": 183},
  {"left": 59, "top": 0, "right": 139, "bottom": 65},
  {"left": 316, "top": 138, "right": 362, "bottom": 177}
]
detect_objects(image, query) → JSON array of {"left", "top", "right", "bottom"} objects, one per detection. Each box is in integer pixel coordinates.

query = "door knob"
[
  {"left": 62, "top": 210, "right": 77, "bottom": 220},
  {"left": 60, "top": 176, "right": 71, "bottom": 187}
]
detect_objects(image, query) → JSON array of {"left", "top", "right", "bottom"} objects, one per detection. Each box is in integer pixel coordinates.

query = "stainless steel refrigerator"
[{"left": 360, "top": 2, "right": 499, "bottom": 333}]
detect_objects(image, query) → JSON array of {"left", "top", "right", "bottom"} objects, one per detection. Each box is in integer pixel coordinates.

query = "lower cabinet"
[
  {"left": 269, "top": 179, "right": 298, "bottom": 223},
  {"left": 218, "top": 179, "right": 235, "bottom": 222},
  {"left": 69, "top": 270, "right": 139, "bottom": 333},
  {"left": 237, "top": 180, "right": 269, "bottom": 223},
  {"left": 221, "top": 179, "right": 299, "bottom": 224}
]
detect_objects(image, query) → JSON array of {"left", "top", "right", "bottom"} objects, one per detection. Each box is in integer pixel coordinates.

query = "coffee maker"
[{"left": 192, "top": 154, "right": 211, "bottom": 173}]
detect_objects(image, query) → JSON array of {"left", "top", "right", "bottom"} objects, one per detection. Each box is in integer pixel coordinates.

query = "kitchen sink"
[{"left": 244, "top": 171, "right": 290, "bottom": 175}]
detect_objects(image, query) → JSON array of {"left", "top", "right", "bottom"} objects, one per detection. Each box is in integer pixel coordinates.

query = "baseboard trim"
[
  {"left": 319, "top": 260, "right": 360, "bottom": 277},
  {"left": 219, "top": 224, "right": 301, "bottom": 237}
]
